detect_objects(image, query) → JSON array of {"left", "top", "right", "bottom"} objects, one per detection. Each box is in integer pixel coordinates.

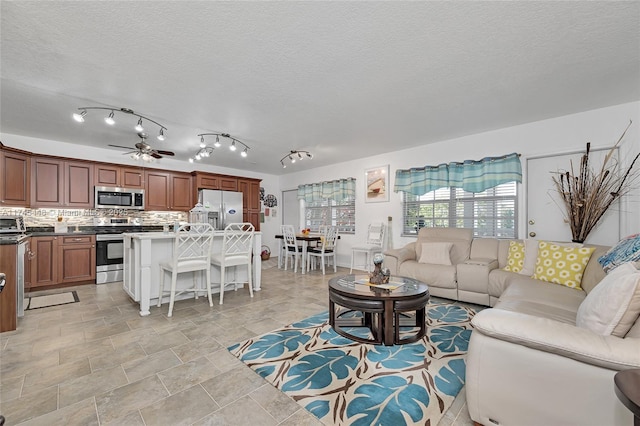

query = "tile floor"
[{"left": 0, "top": 264, "right": 477, "bottom": 426}]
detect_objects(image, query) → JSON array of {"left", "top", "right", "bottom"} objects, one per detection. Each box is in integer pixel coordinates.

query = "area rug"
[
  {"left": 25, "top": 291, "right": 79, "bottom": 310},
  {"left": 228, "top": 301, "right": 476, "bottom": 425}
]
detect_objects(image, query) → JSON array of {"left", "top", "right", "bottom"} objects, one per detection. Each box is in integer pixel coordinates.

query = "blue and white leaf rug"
[{"left": 228, "top": 301, "right": 476, "bottom": 426}]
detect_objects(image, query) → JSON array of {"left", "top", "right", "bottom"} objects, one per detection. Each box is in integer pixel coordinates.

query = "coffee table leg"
[
  {"left": 329, "top": 299, "right": 335, "bottom": 327},
  {"left": 383, "top": 299, "right": 394, "bottom": 345}
]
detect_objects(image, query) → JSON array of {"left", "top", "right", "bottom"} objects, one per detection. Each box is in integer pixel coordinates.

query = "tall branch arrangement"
[{"left": 552, "top": 120, "right": 639, "bottom": 243}]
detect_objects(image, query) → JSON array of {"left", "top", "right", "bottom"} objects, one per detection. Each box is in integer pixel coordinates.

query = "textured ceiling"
[{"left": 1, "top": 1, "right": 639, "bottom": 175}]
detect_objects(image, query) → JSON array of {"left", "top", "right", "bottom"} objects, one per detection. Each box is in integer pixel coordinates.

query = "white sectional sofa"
[{"left": 384, "top": 227, "right": 640, "bottom": 426}]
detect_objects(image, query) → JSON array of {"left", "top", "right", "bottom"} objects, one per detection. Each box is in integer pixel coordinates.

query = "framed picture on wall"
[{"left": 365, "top": 165, "right": 390, "bottom": 203}]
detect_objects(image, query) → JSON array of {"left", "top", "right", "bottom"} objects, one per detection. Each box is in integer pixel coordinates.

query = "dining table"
[{"left": 274, "top": 233, "right": 322, "bottom": 274}]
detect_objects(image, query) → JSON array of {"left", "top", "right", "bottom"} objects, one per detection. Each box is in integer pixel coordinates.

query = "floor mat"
[{"left": 25, "top": 291, "right": 79, "bottom": 310}]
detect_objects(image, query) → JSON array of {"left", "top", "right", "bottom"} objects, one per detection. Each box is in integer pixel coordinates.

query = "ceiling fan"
[{"left": 109, "top": 132, "right": 175, "bottom": 159}]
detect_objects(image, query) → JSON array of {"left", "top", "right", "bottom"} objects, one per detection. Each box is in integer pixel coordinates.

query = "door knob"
[
  {"left": 529, "top": 232, "right": 536, "bottom": 237},
  {"left": 528, "top": 219, "right": 535, "bottom": 225}
]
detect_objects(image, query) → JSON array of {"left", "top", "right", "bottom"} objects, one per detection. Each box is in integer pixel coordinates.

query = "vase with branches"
[{"left": 552, "top": 120, "right": 639, "bottom": 243}]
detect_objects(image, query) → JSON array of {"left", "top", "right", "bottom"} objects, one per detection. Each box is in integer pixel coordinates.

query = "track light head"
[
  {"left": 279, "top": 150, "right": 313, "bottom": 168},
  {"left": 241, "top": 148, "right": 248, "bottom": 157},
  {"left": 73, "top": 110, "right": 87, "bottom": 122},
  {"left": 188, "top": 157, "right": 194, "bottom": 163},
  {"left": 135, "top": 118, "right": 144, "bottom": 132},
  {"left": 157, "top": 128, "right": 165, "bottom": 141},
  {"left": 104, "top": 111, "right": 115, "bottom": 125},
  {"left": 230, "top": 141, "right": 237, "bottom": 151},
  {"left": 214, "top": 135, "right": 221, "bottom": 147},
  {"left": 200, "top": 136, "right": 206, "bottom": 148}
]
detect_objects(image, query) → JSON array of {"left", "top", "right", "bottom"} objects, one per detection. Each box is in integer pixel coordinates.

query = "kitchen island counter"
[{"left": 123, "top": 231, "right": 262, "bottom": 316}]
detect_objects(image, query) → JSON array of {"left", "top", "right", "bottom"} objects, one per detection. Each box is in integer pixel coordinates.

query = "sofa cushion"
[
  {"left": 496, "top": 280, "right": 586, "bottom": 324},
  {"left": 520, "top": 239, "right": 539, "bottom": 276},
  {"left": 532, "top": 241, "right": 595, "bottom": 290},
  {"left": 418, "top": 242, "right": 453, "bottom": 265},
  {"left": 576, "top": 262, "right": 640, "bottom": 337},
  {"left": 414, "top": 227, "right": 472, "bottom": 265},
  {"left": 503, "top": 241, "right": 525, "bottom": 272},
  {"left": 398, "top": 261, "right": 457, "bottom": 289}
]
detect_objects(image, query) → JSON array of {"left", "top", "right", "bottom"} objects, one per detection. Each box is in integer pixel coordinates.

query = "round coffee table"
[{"left": 328, "top": 274, "right": 429, "bottom": 346}]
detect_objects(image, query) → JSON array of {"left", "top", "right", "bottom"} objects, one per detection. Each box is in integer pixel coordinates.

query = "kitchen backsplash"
[{"left": 0, "top": 208, "right": 187, "bottom": 227}]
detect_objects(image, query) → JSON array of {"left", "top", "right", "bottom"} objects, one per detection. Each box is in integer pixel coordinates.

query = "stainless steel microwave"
[{"left": 94, "top": 186, "right": 145, "bottom": 210}]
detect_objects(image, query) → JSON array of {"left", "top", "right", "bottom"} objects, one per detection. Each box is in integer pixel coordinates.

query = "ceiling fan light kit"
[
  {"left": 189, "top": 133, "right": 251, "bottom": 163},
  {"left": 280, "top": 150, "right": 313, "bottom": 168},
  {"left": 72, "top": 106, "right": 168, "bottom": 142},
  {"left": 108, "top": 131, "right": 176, "bottom": 162}
]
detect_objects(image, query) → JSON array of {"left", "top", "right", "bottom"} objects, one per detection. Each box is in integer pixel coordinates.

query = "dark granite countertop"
[{"left": 26, "top": 226, "right": 164, "bottom": 236}]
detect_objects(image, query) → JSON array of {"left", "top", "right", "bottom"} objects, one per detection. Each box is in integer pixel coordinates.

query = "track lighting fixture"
[
  {"left": 280, "top": 150, "right": 313, "bottom": 168},
  {"left": 189, "top": 133, "right": 251, "bottom": 163},
  {"left": 72, "top": 106, "right": 168, "bottom": 142}
]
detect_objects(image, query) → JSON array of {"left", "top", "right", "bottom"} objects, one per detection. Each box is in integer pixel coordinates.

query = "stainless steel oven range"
[{"left": 94, "top": 217, "right": 141, "bottom": 284}]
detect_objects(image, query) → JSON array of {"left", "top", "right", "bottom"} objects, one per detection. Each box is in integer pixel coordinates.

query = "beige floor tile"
[
  {"left": 158, "top": 357, "right": 221, "bottom": 395},
  {"left": 0, "top": 347, "right": 59, "bottom": 380},
  {"left": 140, "top": 384, "right": 220, "bottom": 425},
  {"left": 1, "top": 386, "right": 58, "bottom": 425},
  {"left": 192, "top": 394, "right": 277, "bottom": 426},
  {"left": 277, "top": 408, "right": 324, "bottom": 426},
  {"left": 122, "top": 348, "right": 182, "bottom": 383},
  {"left": 83, "top": 320, "right": 132, "bottom": 341},
  {"left": 101, "top": 409, "right": 146, "bottom": 426},
  {"left": 201, "top": 365, "right": 266, "bottom": 407},
  {"left": 95, "top": 375, "right": 169, "bottom": 424},
  {"left": 30, "top": 332, "right": 85, "bottom": 357},
  {"left": 171, "top": 335, "right": 223, "bottom": 363},
  {"left": 205, "top": 348, "right": 246, "bottom": 373},
  {"left": 16, "top": 397, "right": 99, "bottom": 426},
  {"left": 22, "top": 357, "right": 91, "bottom": 394},
  {"left": 250, "top": 383, "right": 303, "bottom": 423},
  {"left": 137, "top": 329, "right": 190, "bottom": 354},
  {"left": 58, "top": 365, "right": 128, "bottom": 408},
  {"left": 58, "top": 337, "right": 114, "bottom": 364},
  {"left": 109, "top": 326, "right": 157, "bottom": 349},
  {"left": 88, "top": 341, "right": 147, "bottom": 372},
  {"left": 0, "top": 374, "right": 24, "bottom": 402}
]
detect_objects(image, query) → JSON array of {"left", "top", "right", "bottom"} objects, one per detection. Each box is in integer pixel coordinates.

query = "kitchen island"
[{"left": 123, "top": 231, "right": 262, "bottom": 316}]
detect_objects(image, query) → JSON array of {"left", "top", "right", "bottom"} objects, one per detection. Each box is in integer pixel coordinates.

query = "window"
[
  {"left": 305, "top": 196, "right": 355, "bottom": 234},
  {"left": 402, "top": 181, "right": 517, "bottom": 238}
]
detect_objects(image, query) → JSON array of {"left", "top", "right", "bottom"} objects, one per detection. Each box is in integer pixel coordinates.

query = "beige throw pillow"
[
  {"left": 519, "top": 239, "right": 539, "bottom": 276},
  {"left": 418, "top": 242, "right": 453, "bottom": 265},
  {"left": 576, "top": 262, "right": 640, "bottom": 337}
]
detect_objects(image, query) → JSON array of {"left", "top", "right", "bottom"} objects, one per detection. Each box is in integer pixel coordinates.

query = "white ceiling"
[{"left": 1, "top": 1, "right": 639, "bottom": 175}]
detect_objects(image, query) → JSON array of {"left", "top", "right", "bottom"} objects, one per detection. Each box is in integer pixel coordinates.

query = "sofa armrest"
[
  {"left": 383, "top": 244, "right": 416, "bottom": 275},
  {"left": 471, "top": 309, "right": 640, "bottom": 370}
]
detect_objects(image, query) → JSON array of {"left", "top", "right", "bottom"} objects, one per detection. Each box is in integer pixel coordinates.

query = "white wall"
[{"left": 279, "top": 101, "right": 640, "bottom": 268}]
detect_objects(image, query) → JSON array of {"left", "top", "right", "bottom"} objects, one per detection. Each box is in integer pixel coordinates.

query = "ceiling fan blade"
[
  {"left": 151, "top": 152, "right": 163, "bottom": 159},
  {"left": 156, "top": 150, "right": 175, "bottom": 156},
  {"left": 108, "top": 144, "right": 136, "bottom": 150}
]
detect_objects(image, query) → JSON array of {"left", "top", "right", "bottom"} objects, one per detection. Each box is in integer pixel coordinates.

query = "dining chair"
[
  {"left": 157, "top": 223, "right": 215, "bottom": 317},
  {"left": 307, "top": 226, "right": 339, "bottom": 274},
  {"left": 350, "top": 222, "right": 385, "bottom": 272},
  {"left": 281, "top": 224, "right": 303, "bottom": 272},
  {"left": 210, "top": 222, "right": 255, "bottom": 304}
]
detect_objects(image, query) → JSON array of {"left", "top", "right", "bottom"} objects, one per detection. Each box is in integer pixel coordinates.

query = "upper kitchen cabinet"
[
  {"left": 31, "top": 157, "right": 94, "bottom": 208},
  {"left": 95, "top": 164, "right": 144, "bottom": 189},
  {"left": 145, "top": 170, "right": 192, "bottom": 211},
  {"left": 0, "top": 147, "right": 31, "bottom": 207},
  {"left": 238, "top": 178, "right": 262, "bottom": 231}
]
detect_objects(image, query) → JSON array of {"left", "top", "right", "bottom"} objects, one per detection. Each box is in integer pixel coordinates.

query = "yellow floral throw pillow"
[
  {"left": 532, "top": 241, "right": 596, "bottom": 290},
  {"left": 503, "top": 241, "right": 525, "bottom": 272}
]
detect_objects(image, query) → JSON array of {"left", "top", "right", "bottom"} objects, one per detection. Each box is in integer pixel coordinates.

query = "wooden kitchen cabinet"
[
  {"left": 31, "top": 157, "right": 93, "bottom": 208},
  {"left": 95, "top": 164, "right": 144, "bottom": 189},
  {"left": 238, "top": 178, "right": 262, "bottom": 231},
  {"left": 145, "top": 170, "right": 192, "bottom": 211},
  {"left": 0, "top": 243, "right": 17, "bottom": 332},
  {"left": 30, "top": 236, "right": 59, "bottom": 289},
  {"left": 58, "top": 235, "right": 95, "bottom": 284},
  {"left": 0, "top": 148, "right": 31, "bottom": 207}
]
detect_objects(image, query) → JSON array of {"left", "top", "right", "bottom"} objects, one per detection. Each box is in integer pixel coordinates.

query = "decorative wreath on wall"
[
  {"left": 264, "top": 194, "right": 277, "bottom": 207},
  {"left": 259, "top": 187, "right": 265, "bottom": 201}
]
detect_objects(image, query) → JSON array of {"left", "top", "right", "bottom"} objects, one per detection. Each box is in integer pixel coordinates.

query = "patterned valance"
[
  {"left": 394, "top": 153, "right": 522, "bottom": 195},
  {"left": 297, "top": 178, "right": 356, "bottom": 202}
]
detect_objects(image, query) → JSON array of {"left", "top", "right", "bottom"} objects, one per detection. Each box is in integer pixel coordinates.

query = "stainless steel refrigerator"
[{"left": 198, "top": 189, "right": 244, "bottom": 230}]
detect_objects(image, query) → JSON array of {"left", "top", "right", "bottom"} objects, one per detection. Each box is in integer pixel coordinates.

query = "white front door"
[{"left": 526, "top": 148, "right": 621, "bottom": 246}]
